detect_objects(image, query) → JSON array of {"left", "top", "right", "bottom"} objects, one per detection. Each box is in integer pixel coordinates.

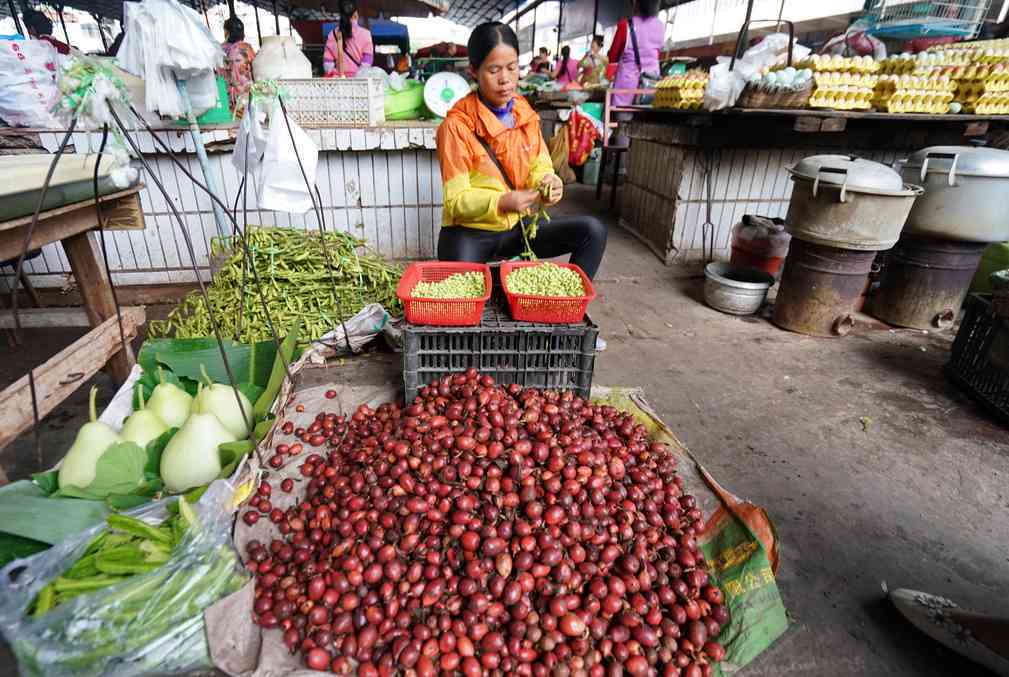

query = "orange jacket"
[{"left": 436, "top": 93, "right": 554, "bottom": 232}]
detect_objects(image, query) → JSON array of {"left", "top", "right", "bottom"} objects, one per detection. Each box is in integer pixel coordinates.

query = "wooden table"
[{"left": 0, "top": 186, "right": 147, "bottom": 452}]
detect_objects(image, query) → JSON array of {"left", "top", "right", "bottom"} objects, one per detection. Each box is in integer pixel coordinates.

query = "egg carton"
[
  {"left": 653, "top": 99, "right": 705, "bottom": 111},
  {"left": 808, "top": 86, "right": 874, "bottom": 110},
  {"left": 872, "top": 90, "right": 954, "bottom": 114},
  {"left": 814, "top": 71, "right": 880, "bottom": 88},
  {"left": 972, "top": 93, "right": 1009, "bottom": 114},
  {"left": 799, "top": 55, "right": 880, "bottom": 73},
  {"left": 875, "top": 74, "right": 956, "bottom": 93}
]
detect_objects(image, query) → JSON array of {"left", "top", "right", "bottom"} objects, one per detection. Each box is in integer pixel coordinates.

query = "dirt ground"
[{"left": 1, "top": 184, "right": 1007, "bottom": 676}]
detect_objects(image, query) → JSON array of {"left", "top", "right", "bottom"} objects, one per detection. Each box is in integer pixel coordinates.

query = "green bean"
[
  {"left": 149, "top": 227, "right": 403, "bottom": 342},
  {"left": 506, "top": 262, "right": 585, "bottom": 297},
  {"left": 412, "top": 272, "right": 485, "bottom": 299}
]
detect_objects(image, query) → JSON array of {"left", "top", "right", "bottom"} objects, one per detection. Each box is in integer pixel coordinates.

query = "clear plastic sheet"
[{"left": 0, "top": 481, "right": 247, "bottom": 677}]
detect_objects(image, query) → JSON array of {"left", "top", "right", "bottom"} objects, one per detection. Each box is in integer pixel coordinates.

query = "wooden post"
[{"left": 61, "top": 231, "right": 135, "bottom": 384}]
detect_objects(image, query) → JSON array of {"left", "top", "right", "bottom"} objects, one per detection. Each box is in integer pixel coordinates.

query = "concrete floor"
[{"left": 2, "top": 185, "right": 1008, "bottom": 676}]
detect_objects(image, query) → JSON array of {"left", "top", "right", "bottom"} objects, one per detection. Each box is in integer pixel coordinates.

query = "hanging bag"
[{"left": 628, "top": 17, "right": 660, "bottom": 105}]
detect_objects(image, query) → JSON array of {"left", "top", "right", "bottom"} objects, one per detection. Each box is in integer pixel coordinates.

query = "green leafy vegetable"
[
  {"left": 0, "top": 481, "right": 108, "bottom": 545},
  {"left": 31, "top": 471, "right": 59, "bottom": 496},
  {"left": 0, "top": 532, "right": 50, "bottom": 568},
  {"left": 254, "top": 320, "right": 301, "bottom": 419}
]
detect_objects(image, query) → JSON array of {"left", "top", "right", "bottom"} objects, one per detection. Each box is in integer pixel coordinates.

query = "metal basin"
[{"left": 703, "top": 262, "right": 775, "bottom": 315}]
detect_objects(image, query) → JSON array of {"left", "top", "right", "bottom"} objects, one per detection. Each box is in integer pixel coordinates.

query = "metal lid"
[
  {"left": 788, "top": 154, "right": 906, "bottom": 194},
  {"left": 903, "top": 145, "right": 1009, "bottom": 179}
]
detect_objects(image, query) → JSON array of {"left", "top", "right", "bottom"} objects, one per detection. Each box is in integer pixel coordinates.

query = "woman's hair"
[
  {"left": 636, "top": 0, "right": 661, "bottom": 17},
  {"left": 592, "top": 34, "right": 604, "bottom": 48},
  {"left": 467, "top": 22, "right": 519, "bottom": 69},
  {"left": 560, "top": 45, "right": 571, "bottom": 75},
  {"left": 338, "top": 0, "right": 358, "bottom": 40},
  {"left": 223, "top": 17, "right": 245, "bottom": 43},
  {"left": 22, "top": 8, "right": 53, "bottom": 37}
]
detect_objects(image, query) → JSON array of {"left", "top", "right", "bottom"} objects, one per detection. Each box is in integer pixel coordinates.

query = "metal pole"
[
  {"left": 7, "top": 0, "right": 23, "bottom": 35},
  {"left": 531, "top": 4, "right": 536, "bottom": 54},
  {"left": 91, "top": 13, "right": 109, "bottom": 51},
  {"left": 254, "top": 2, "right": 262, "bottom": 43},
  {"left": 227, "top": 0, "right": 235, "bottom": 18},
  {"left": 272, "top": 0, "right": 279, "bottom": 34},
  {"left": 176, "top": 78, "right": 230, "bottom": 240},
  {"left": 57, "top": 5, "right": 71, "bottom": 46},
  {"left": 591, "top": 0, "right": 599, "bottom": 35},
  {"left": 556, "top": 0, "right": 563, "bottom": 57},
  {"left": 514, "top": 0, "right": 519, "bottom": 32}
]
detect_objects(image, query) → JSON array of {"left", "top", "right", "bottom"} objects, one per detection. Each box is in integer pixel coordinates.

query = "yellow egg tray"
[
  {"left": 813, "top": 71, "right": 879, "bottom": 88},
  {"left": 871, "top": 89, "right": 954, "bottom": 114},
  {"left": 654, "top": 75, "right": 707, "bottom": 110},
  {"left": 972, "top": 93, "right": 1009, "bottom": 114},
  {"left": 809, "top": 86, "right": 874, "bottom": 110},
  {"left": 875, "top": 75, "right": 956, "bottom": 93},
  {"left": 798, "top": 55, "right": 880, "bottom": 73},
  {"left": 653, "top": 98, "right": 705, "bottom": 111}
]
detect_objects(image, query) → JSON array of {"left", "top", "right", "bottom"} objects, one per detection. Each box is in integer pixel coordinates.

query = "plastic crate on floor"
[
  {"left": 945, "top": 294, "right": 1009, "bottom": 425},
  {"left": 403, "top": 299, "right": 598, "bottom": 404}
]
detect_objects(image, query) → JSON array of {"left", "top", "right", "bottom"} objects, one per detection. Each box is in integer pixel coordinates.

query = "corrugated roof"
[{"left": 445, "top": 0, "right": 515, "bottom": 27}]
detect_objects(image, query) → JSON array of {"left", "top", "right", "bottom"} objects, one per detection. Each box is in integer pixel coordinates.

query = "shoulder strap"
[
  {"left": 628, "top": 17, "right": 642, "bottom": 69},
  {"left": 343, "top": 40, "right": 361, "bottom": 67},
  {"left": 475, "top": 134, "right": 516, "bottom": 191}
]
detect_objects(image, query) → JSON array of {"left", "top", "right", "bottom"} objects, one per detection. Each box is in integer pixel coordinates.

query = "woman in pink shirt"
[
  {"left": 552, "top": 45, "right": 578, "bottom": 85},
  {"left": 608, "top": 0, "right": 665, "bottom": 105},
  {"left": 323, "top": 0, "right": 374, "bottom": 77}
]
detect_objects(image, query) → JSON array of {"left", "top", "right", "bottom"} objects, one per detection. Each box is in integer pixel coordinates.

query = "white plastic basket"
[{"left": 279, "top": 78, "right": 385, "bottom": 127}]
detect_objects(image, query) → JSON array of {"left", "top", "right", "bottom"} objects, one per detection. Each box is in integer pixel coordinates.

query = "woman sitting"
[{"left": 435, "top": 22, "right": 607, "bottom": 281}]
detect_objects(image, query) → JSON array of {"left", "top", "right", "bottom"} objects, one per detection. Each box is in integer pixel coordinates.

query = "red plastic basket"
[
  {"left": 397, "top": 262, "right": 492, "bottom": 326},
  {"left": 500, "top": 262, "right": 596, "bottom": 324}
]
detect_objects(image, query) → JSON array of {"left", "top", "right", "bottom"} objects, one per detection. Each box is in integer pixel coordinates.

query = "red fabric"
[
  {"left": 39, "top": 34, "right": 70, "bottom": 55},
  {"left": 567, "top": 111, "right": 599, "bottom": 167},
  {"left": 608, "top": 19, "right": 627, "bottom": 65}
]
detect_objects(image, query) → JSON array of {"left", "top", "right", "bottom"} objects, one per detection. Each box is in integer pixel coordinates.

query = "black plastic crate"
[
  {"left": 945, "top": 294, "right": 1009, "bottom": 425},
  {"left": 403, "top": 298, "right": 598, "bottom": 404}
]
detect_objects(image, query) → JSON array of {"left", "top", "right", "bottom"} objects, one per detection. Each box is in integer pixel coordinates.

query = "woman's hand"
[
  {"left": 539, "top": 174, "right": 563, "bottom": 206},
  {"left": 498, "top": 189, "right": 541, "bottom": 215}
]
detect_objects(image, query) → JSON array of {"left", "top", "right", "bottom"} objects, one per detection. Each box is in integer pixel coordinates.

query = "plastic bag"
[
  {"left": 258, "top": 102, "right": 319, "bottom": 214},
  {"left": 231, "top": 100, "right": 269, "bottom": 175},
  {"left": 704, "top": 61, "right": 746, "bottom": 111},
  {"left": 822, "top": 30, "right": 887, "bottom": 60},
  {"left": 0, "top": 40, "right": 62, "bottom": 128},
  {"left": 0, "top": 481, "right": 247, "bottom": 677},
  {"left": 303, "top": 303, "right": 393, "bottom": 360}
]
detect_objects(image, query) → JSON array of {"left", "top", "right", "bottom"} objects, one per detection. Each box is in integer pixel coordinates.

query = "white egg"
[
  {"left": 764, "top": 72, "right": 779, "bottom": 86},
  {"left": 948, "top": 102, "right": 963, "bottom": 113},
  {"left": 783, "top": 66, "right": 797, "bottom": 78}
]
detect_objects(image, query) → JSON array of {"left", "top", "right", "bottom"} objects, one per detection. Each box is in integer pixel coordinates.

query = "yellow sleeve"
[
  {"left": 526, "top": 131, "right": 555, "bottom": 191},
  {"left": 437, "top": 120, "right": 503, "bottom": 225}
]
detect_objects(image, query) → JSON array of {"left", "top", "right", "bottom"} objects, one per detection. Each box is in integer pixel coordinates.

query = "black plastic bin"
[
  {"left": 403, "top": 298, "right": 598, "bottom": 404},
  {"left": 945, "top": 294, "right": 1009, "bottom": 425}
]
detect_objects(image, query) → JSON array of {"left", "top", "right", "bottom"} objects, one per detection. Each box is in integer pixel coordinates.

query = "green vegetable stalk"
[{"left": 148, "top": 227, "right": 402, "bottom": 342}]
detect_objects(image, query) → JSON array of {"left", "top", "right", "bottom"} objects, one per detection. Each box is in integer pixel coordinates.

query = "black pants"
[{"left": 437, "top": 215, "right": 608, "bottom": 279}]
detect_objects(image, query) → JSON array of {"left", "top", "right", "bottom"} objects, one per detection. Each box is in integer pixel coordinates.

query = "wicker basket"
[
  {"left": 737, "top": 81, "right": 813, "bottom": 110},
  {"left": 279, "top": 78, "right": 385, "bottom": 127}
]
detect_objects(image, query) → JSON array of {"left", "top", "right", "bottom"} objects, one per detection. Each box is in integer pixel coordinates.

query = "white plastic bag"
[
  {"left": 704, "top": 61, "right": 746, "bottom": 111},
  {"left": 258, "top": 102, "right": 319, "bottom": 214},
  {"left": 0, "top": 40, "right": 62, "bottom": 128},
  {"left": 231, "top": 101, "right": 268, "bottom": 175}
]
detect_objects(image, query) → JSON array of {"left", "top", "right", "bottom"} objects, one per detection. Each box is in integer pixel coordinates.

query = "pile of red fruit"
[{"left": 242, "top": 370, "right": 727, "bottom": 676}]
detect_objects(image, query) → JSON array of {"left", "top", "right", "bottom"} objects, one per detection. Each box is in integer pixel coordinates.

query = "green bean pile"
[
  {"left": 148, "top": 228, "right": 402, "bottom": 342},
  {"left": 506, "top": 262, "right": 585, "bottom": 297},
  {"left": 412, "top": 271, "right": 486, "bottom": 299}
]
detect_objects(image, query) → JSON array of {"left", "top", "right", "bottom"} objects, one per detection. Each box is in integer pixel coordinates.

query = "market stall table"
[
  {"left": 0, "top": 186, "right": 147, "bottom": 451},
  {"left": 613, "top": 106, "right": 1009, "bottom": 266}
]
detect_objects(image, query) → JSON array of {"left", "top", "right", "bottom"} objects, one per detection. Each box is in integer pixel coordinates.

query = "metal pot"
[
  {"left": 899, "top": 146, "right": 1009, "bottom": 243},
  {"left": 785, "top": 155, "right": 923, "bottom": 251},
  {"left": 703, "top": 262, "right": 775, "bottom": 316}
]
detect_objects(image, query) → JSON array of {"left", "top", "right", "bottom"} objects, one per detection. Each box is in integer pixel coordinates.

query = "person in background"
[
  {"left": 219, "top": 17, "right": 255, "bottom": 118},
  {"left": 530, "top": 46, "right": 551, "bottom": 74},
  {"left": 607, "top": 0, "right": 664, "bottom": 106},
  {"left": 552, "top": 45, "right": 578, "bottom": 85},
  {"left": 323, "top": 0, "right": 373, "bottom": 77},
  {"left": 578, "top": 35, "right": 608, "bottom": 86},
  {"left": 436, "top": 22, "right": 607, "bottom": 282},
  {"left": 22, "top": 8, "right": 70, "bottom": 55}
]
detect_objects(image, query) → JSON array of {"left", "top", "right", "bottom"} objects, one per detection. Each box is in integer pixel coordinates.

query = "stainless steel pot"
[
  {"left": 899, "top": 146, "right": 1009, "bottom": 243},
  {"left": 785, "top": 155, "right": 923, "bottom": 251}
]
